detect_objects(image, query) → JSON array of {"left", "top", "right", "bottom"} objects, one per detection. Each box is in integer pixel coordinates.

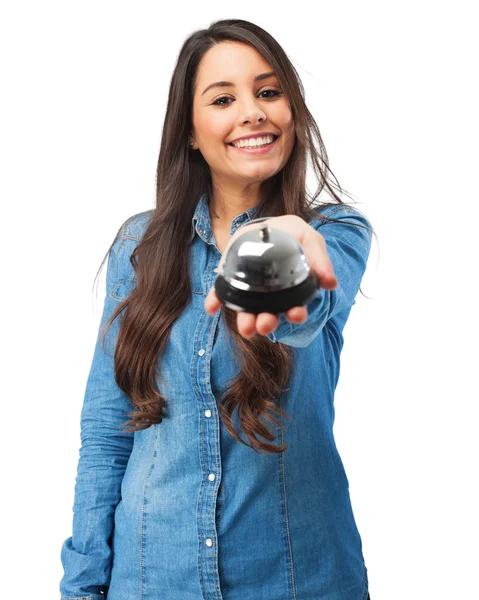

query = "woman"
[{"left": 60, "top": 19, "right": 374, "bottom": 600}]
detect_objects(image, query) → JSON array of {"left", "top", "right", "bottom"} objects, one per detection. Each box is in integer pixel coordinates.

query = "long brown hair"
[{"left": 94, "top": 19, "right": 376, "bottom": 455}]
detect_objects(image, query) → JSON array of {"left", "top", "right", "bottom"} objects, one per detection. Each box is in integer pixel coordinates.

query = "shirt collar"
[{"left": 190, "top": 192, "right": 261, "bottom": 243}]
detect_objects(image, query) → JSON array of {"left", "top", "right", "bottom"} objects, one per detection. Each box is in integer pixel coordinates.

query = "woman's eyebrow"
[{"left": 201, "top": 71, "right": 277, "bottom": 96}]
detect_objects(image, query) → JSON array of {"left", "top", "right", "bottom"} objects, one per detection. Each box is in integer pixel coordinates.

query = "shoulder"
[
  {"left": 307, "top": 202, "right": 373, "bottom": 241},
  {"left": 121, "top": 209, "right": 155, "bottom": 241},
  {"left": 108, "top": 209, "right": 154, "bottom": 286},
  {"left": 112, "top": 209, "right": 154, "bottom": 261}
]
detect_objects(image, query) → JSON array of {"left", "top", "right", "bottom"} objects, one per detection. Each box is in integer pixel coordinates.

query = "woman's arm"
[
  {"left": 205, "top": 205, "right": 372, "bottom": 348},
  {"left": 265, "top": 206, "right": 373, "bottom": 347},
  {"left": 59, "top": 223, "right": 134, "bottom": 600}
]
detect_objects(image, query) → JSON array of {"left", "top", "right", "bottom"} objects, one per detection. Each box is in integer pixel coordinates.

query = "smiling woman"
[{"left": 59, "top": 18, "right": 374, "bottom": 600}]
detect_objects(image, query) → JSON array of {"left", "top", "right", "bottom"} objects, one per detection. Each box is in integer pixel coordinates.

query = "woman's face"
[{"left": 191, "top": 41, "right": 295, "bottom": 187}]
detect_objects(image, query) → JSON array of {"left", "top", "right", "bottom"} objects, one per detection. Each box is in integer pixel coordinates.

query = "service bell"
[{"left": 213, "top": 219, "right": 319, "bottom": 315}]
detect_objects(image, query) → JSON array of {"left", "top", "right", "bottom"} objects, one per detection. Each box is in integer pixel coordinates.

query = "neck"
[{"left": 208, "top": 185, "right": 261, "bottom": 227}]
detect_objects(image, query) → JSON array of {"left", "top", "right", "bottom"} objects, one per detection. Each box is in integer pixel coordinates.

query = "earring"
[{"left": 189, "top": 140, "right": 194, "bottom": 149}]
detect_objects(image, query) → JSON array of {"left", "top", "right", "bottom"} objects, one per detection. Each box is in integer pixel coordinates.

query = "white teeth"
[{"left": 232, "top": 135, "right": 275, "bottom": 148}]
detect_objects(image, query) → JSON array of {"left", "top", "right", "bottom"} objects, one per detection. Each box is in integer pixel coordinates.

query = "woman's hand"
[{"left": 204, "top": 215, "right": 338, "bottom": 340}]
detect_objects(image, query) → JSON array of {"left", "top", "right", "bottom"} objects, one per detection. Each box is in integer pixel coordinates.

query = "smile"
[{"left": 227, "top": 135, "right": 279, "bottom": 155}]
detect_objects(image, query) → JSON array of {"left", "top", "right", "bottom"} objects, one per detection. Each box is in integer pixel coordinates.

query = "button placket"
[{"left": 192, "top": 276, "right": 222, "bottom": 594}]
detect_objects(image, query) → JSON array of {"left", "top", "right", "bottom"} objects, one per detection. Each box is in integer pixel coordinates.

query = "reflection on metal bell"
[{"left": 213, "top": 218, "right": 319, "bottom": 315}]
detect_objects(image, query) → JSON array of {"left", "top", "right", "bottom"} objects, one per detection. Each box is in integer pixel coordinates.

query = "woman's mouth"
[{"left": 227, "top": 135, "right": 279, "bottom": 154}]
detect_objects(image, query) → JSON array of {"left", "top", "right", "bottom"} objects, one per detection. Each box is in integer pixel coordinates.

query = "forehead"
[{"left": 194, "top": 42, "right": 273, "bottom": 89}]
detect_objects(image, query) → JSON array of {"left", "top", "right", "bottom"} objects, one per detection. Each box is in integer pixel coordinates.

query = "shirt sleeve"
[
  {"left": 266, "top": 205, "right": 373, "bottom": 348},
  {"left": 59, "top": 223, "right": 135, "bottom": 600}
]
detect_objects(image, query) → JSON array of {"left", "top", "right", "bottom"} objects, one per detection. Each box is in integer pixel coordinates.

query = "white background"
[{"left": 1, "top": 1, "right": 477, "bottom": 599}]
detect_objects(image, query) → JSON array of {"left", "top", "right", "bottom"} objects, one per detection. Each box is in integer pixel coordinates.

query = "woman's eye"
[{"left": 212, "top": 89, "right": 282, "bottom": 107}]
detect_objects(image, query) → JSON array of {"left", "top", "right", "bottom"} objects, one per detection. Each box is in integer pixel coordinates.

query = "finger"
[
  {"left": 255, "top": 312, "right": 280, "bottom": 335},
  {"left": 237, "top": 312, "right": 257, "bottom": 338},
  {"left": 237, "top": 312, "right": 280, "bottom": 338},
  {"left": 205, "top": 286, "right": 221, "bottom": 315},
  {"left": 302, "top": 233, "right": 338, "bottom": 291},
  {"left": 285, "top": 306, "right": 308, "bottom": 323},
  {"left": 317, "top": 269, "right": 338, "bottom": 290}
]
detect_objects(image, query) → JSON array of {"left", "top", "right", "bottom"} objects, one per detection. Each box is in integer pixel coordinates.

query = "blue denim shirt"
[{"left": 60, "top": 192, "right": 372, "bottom": 600}]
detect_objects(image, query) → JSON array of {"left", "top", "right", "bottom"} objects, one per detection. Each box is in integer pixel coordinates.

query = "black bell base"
[{"left": 214, "top": 273, "right": 319, "bottom": 315}]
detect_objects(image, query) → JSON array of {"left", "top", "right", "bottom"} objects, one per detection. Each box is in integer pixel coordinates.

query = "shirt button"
[
  {"left": 204, "top": 409, "right": 212, "bottom": 418},
  {"left": 208, "top": 473, "right": 215, "bottom": 481},
  {"left": 198, "top": 348, "right": 205, "bottom": 356},
  {"left": 206, "top": 538, "right": 213, "bottom": 547}
]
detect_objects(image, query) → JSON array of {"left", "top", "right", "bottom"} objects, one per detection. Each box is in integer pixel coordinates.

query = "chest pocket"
[
  {"left": 109, "top": 239, "right": 205, "bottom": 304},
  {"left": 109, "top": 276, "right": 137, "bottom": 301}
]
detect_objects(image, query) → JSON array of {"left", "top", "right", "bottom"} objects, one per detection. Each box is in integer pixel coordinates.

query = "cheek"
[
  {"left": 196, "top": 119, "right": 215, "bottom": 141},
  {"left": 197, "top": 112, "right": 230, "bottom": 144},
  {"left": 271, "top": 102, "right": 294, "bottom": 136}
]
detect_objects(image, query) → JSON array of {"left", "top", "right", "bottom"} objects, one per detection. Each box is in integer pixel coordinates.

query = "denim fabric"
[{"left": 60, "top": 192, "right": 372, "bottom": 600}]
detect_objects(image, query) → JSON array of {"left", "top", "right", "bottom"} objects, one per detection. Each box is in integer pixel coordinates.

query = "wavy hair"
[{"left": 94, "top": 19, "right": 376, "bottom": 454}]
